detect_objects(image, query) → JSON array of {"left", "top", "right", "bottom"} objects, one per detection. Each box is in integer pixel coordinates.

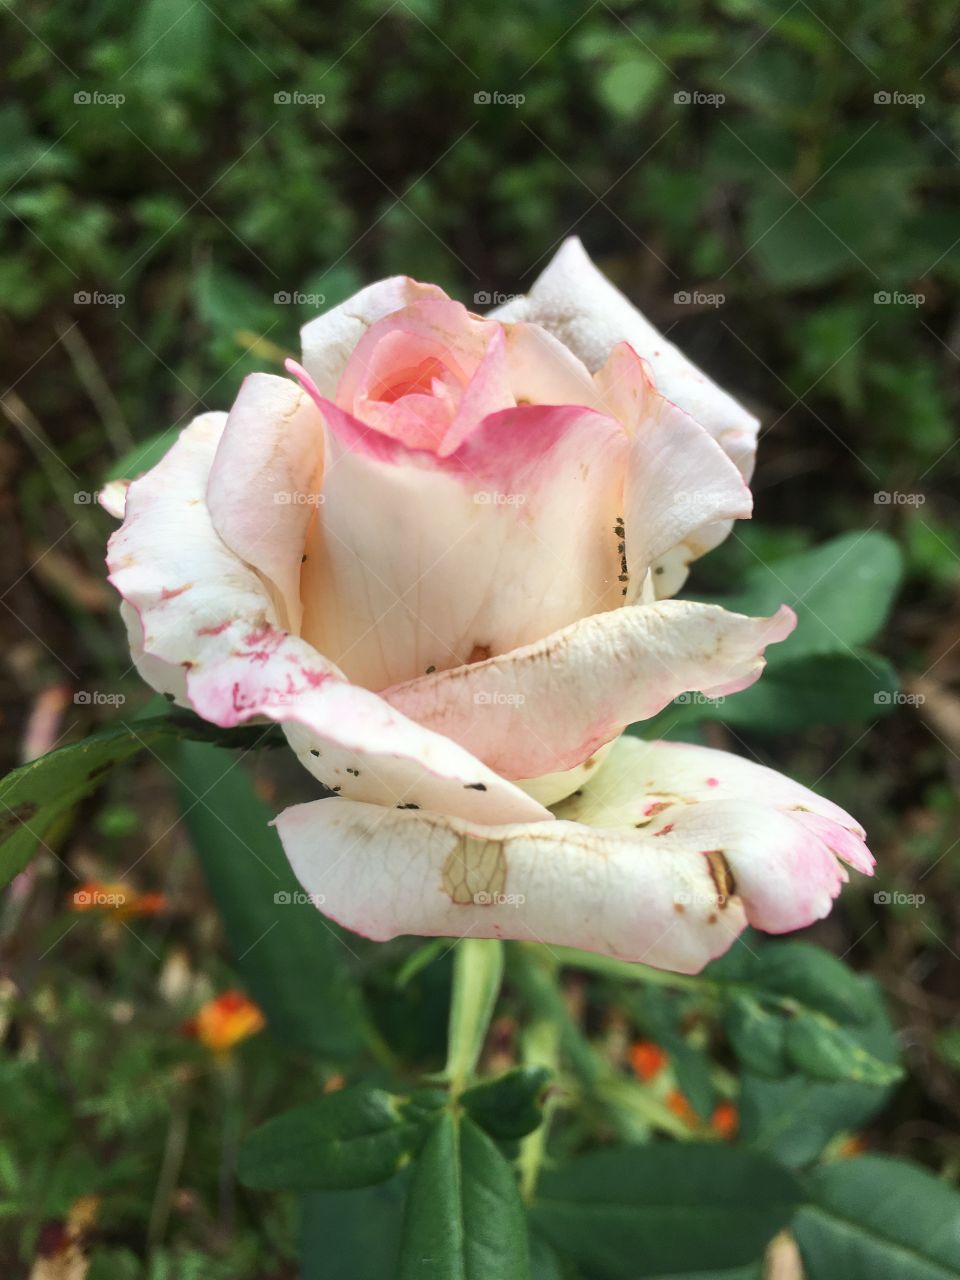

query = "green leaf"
[
  {"left": 740, "top": 978, "right": 900, "bottom": 1167},
  {"left": 398, "top": 1111, "right": 530, "bottom": 1280},
  {"left": 794, "top": 1155, "right": 960, "bottom": 1278},
  {"left": 178, "top": 740, "right": 369, "bottom": 1058},
  {"left": 712, "top": 532, "right": 903, "bottom": 666},
  {"left": 785, "top": 1009, "right": 903, "bottom": 1087},
  {"left": 709, "top": 651, "right": 899, "bottom": 731},
  {"left": 238, "top": 1087, "right": 425, "bottom": 1191},
  {"left": 462, "top": 1067, "right": 551, "bottom": 1141},
  {"left": 301, "top": 1175, "right": 410, "bottom": 1280},
  {"left": 755, "top": 942, "right": 872, "bottom": 1026},
  {"left": 531, "top": 1144, "right": 801, "bottom": 1277},
  {"left": 724, "top": 992, "right": 787, "bottom": 1078},
  {"left": 445, "top": 939, "right": 504, "bottom": 1091},
  {"left": 0, "top": 717, "right": 194, "bottom": 890}
]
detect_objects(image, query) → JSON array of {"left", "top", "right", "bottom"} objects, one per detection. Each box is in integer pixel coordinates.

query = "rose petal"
[
  {"left": 595, "top": 344, "right": 751, "bottom": 602},
  {"left": 206, "top": 373, "right": 325, "bottom": 633},
  {"left": 275, "top": 736, "right": 870, "bottom": 970},
  {"left": 290, "top": 374, "right": 630, "bottom": 690},
  {"left": 107, "top": 409, "right": 549, "bottom": 824},
  {"left": 492, "top": 237, "right": 759, "bottom": 481},
  {"left": 383, "top": 601, "right": 795, "bottom": 779},
  {"left": 300, "top": 276, "right": 448, "bottom": 397}
]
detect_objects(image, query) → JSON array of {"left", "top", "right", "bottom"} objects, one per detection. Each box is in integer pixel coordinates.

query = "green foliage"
[
  {"left": 795, "top": 1156, "right": 960, "bottom": 1278},
  {"left": 237, "top": 1087, "right": 435, "bottom": 1191},
  {"left": 531, "top": 1144, "right": 801, "bottom": 1278},
  {"left": 178, "top": 740, "right": 371, "bottom": 1058},
  {"left": 398, "top": 1110, "right": 531, "bottom": 1280}
]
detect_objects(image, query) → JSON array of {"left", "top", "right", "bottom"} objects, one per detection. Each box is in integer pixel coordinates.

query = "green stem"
[{"left": 445, "top": 938, "right": 504, "bottom": 1098}]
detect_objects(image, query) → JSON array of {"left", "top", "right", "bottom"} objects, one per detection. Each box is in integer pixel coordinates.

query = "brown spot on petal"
[
  {"left": 704, "top": 849, "right": 735, "bottom": 906},
  {"left": 442, "top": 835, "right": 507, "bottom": 905},
  {"left": 467, "top": 644, "right": 492, "bottom": 664},
  {"left": 161, "top": 584, "right": 191, "bottom": 600}
]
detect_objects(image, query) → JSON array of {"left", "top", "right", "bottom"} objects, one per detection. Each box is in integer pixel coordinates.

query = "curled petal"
[
  {"left": 290, "top": 372, "right": 629, "bottom": 690},
  {"left": 206, "top": 373, "right": 325, "bottom": 633},
  {"left": 597, "top": 344, "right": 752, "bottom": 601},
  {"left": 107, "top": 410, "right": 548, "bottom": 825},
  {"left": 383, "top": 601, "right": 795, "bottom": 780},
  {"left": 300, "top": 276, "right": 448, "bottom": 397},
  {"left": 275, "top": 736, "right": 871, "bottom": 970},
  {"left": 492, "top": 237, "right": 759, "bottom": 481}
]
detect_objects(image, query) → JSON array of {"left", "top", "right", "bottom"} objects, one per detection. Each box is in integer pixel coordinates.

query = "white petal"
[
  {"left": 383, "top": 601, "right": 795, "bottom": 780},
  {"left": 107, "top": 408, "right": 548, "bottom": 825},
  {"left": 300, "top": 277, "right": 448, "bottom": 397},
  {"left": 206, "top": 373, "right": 325, "bottom": 633},
  {"left": 492, "top": 238, "right": 759, "bottom": 481}
]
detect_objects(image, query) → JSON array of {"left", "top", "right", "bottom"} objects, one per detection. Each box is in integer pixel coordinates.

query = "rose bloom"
[{"left": 103, "top": 239, "right": 873, "bottom": 972}]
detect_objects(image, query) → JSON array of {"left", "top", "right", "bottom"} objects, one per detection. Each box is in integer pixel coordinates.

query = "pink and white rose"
[{"left": 103, "top": 238, "right": 873, "bottom": 973}]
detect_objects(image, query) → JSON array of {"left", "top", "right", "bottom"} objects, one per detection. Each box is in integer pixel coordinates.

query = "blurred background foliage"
[{"left": 2, "top": 0, "right": 959, "bottom": 1274}]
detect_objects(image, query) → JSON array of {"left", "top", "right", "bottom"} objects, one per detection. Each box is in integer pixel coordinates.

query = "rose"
[{"left": 103, "top": 238, "right": 873, "bottom": 973}]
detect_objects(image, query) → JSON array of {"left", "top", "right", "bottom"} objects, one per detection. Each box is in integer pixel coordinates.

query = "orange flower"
[
  {"left": 182, "top": 991, "right": 266, "bottom": 1054},
  {"left": 666, "top": 1089, "right": 698, "bottom": 1126},
  {"left": 629, "top": 1039, "right": 668, "bottom": 1082},
  {"left": 837, "top": 1134, "right": 867, "bottom": 1158},
  {"left": 711, "top": 1101, "right": 738, "bottom": 1139},
  {"left": 70, "top": 881, "right": 168, "bottom": 919}
]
